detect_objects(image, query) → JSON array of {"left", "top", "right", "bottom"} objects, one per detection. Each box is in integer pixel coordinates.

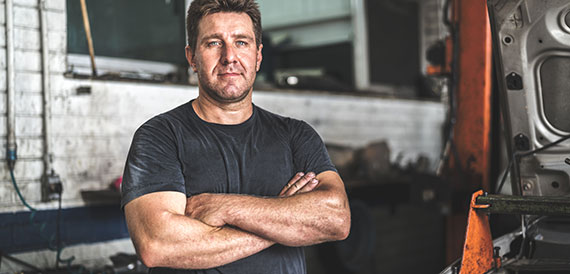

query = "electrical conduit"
[
  {"left": 5, "top": 0, "right": 17, "bottom": 168},
  {"left": 39, "top": 0, "right": 74, "bottom": 268},
  {"left": 40, "top": 0, "right": 53, "bottom": 174}
]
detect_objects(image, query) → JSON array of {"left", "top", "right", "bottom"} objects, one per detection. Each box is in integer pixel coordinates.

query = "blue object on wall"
[{"left": 0, "top": 205, "right": 129, "bottom": 254}]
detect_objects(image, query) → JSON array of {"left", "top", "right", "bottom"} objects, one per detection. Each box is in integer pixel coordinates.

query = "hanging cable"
[
  {"left": 5, "top": 0, "right": 74, "bottom": 270},
  {"left": 8, "top": 166, "right": 75, "bottom": 269},
  {"left": 9, "top": 169, "right": 36, "bottom": 212},
  {"left": 436, "top": 0, "right": 463, "bottom": 175},
  {"left": 495, "top": 160, "right": 513, "bottom": 193},
  {"left": 493, "top": 132, "right": 570, "bottom": 260},
  {"left": 495, "top": 133, "right": 570, "bottom": 194}
]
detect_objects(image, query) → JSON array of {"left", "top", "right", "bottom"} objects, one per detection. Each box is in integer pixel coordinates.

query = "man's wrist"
[{"left": 221, "top": 194, "right": 244, "bottom": 226}]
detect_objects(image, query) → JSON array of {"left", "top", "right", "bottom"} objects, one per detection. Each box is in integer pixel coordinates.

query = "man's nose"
[{"left": 221, "top": 45, "right": 237, "bottom": 64}]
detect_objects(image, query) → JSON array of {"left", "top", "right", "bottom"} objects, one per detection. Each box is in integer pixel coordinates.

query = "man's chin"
[{"left": 207, "top": 89, "right": 251, "bottom": 104}]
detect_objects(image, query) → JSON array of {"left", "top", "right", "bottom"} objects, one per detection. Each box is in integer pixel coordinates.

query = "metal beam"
[
  {"left": 476, "top": 194, "right": 570, "bottom": 216},
  {"left": 445, "top": 0, "right": 493, "bottom": 264}
]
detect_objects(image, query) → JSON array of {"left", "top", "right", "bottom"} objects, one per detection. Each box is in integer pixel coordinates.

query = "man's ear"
[
  {"left": 256, "top": 44, "right": 263, "bottom": 72},
  {"left": 185, "top": 45, "right": 197, "bottom": 72}
]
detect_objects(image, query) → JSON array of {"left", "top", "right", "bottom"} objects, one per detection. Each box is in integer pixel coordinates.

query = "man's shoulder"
[
  {"left": 157, "top": 100, "right": 193, "bottom": 122},
  {"left": 130, "top": 101, "right": 194, "bottom": 144},
  {"left": 139, "top": 101, "right": 193, "bottom": 128},
  {"left": 254, "top": 104, "right": 306, "bottom": 128}
]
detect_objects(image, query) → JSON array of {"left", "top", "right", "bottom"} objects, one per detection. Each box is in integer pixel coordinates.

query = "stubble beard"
[
  {"left": 201, "top": 81, "right": 252, "bottom": 104},
  {"left": 198, "top": 71, "right": 255, "bottom": 104}
]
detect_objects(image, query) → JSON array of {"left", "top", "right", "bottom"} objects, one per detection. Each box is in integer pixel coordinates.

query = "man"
[{"left": 121, "top": 0, "right": 350, "bottom": 273}]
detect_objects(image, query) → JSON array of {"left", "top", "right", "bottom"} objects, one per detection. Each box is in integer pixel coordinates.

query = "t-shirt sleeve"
[
  {"left": 120, "top": 117, "right": 186, "bottom": 208},
  {"left": 290, "top": 120, "right": 337, "bottom": 175}
]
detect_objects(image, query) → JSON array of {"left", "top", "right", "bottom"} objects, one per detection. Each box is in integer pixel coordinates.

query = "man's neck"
[{"left": 192, "top": 94, "right": 253, "bottom": 125}]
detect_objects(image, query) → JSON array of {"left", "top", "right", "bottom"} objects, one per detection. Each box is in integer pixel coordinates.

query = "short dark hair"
[{"left": 186, "top": 0, "right": 262, "bottom": 51}]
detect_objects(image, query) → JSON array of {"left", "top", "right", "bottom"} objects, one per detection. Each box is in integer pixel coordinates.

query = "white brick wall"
[
  {"left": 0, "top": 0, "right": 47, "bottom": 213},
  {"left": 0, "top": 4, "right": 5, "bottom": 25},
  {"left": 1, "top": 137, "right": 43, "bottom": 157},
  {"left": 0, "top": 2, "right": 445, "bottom": 214},
  {"left": 14, "top": 6, "right": 39, "bottom": 28},
  {"left": 14, "top": 0, "right": 39, "bottom": 8},
  {"left": 15, "top": 26, "right": 41, "bottom": 50},
  {"left": 15, "top": 49, "right": 41, "bottom": 71},
  {"left": 45, "top": 0, "right": 66, "bottom": 11},
  {"left": 47, "top": 30, "right": 65, "bottom": 51},
  {"left": 47, "top": 9, "right": 66, "bottom": 31},
  {"left": 0, "top": 48, "right": 6, "bottom": 68},
  {"left": 253, "top": 92, "right": 444, "bottom": 163}
]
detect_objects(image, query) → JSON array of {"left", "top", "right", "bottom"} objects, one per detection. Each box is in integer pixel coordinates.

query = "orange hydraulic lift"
[{"left": 442, "top": 0, "right": 493, "bottom": 264}]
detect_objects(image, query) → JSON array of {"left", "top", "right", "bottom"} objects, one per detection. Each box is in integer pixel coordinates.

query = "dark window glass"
[{"left": 67, "top": 0, "right": 187, "bottom": 65}]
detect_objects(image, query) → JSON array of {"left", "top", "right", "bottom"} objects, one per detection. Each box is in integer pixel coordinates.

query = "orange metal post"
[
  {"left": 453, "top": 0, "right": 492, "bottom": 188},
  {"left": 459, "top": 190, "right": 494, "bottom": 274},
  {"left": 445, "top": 0, "right": 493, "bottom": 264}
]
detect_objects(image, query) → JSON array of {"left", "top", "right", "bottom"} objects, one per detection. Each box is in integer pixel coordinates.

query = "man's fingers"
[
  {"left": 279, "top": 172, "right": 304, "bottom": 196},
  {"left": 296, "top": 178, "right": 319, "bottom": 194},
  {"left": 184, "top": 195, "right": 227, "bottom": 227},
  {"left": 282, "top": 172, "right": 316, "bottom": 197}
]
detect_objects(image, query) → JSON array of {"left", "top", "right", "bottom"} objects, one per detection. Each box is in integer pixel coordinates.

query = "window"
[
  {"left": 66, "top": 0, "right": 187, "bottom": 82},
  {"left": 65, "top": 0, "right": 427, "bottom": 97}
]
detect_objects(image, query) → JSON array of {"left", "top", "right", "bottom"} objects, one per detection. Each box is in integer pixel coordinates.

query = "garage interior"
[{"left": 1, "top": 0, "right": 569, "bottom": 273}]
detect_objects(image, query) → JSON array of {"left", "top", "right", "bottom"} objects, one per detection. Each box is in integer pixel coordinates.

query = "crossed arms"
[{"left": 124, "top": 170, "right": 351, "bottom": 269}]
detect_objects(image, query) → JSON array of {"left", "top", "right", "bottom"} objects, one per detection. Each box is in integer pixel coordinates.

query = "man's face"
[{"left": 187, "top": 12, "right": 262, "bottom": 103}]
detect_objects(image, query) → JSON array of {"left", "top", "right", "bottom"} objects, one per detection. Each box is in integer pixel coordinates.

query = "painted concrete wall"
[
  {"left": 0, "top": 0, "right": 445, "bottom": 213},
  {"left": 0, "top": 0, "right": 68, "bottom": 212}
]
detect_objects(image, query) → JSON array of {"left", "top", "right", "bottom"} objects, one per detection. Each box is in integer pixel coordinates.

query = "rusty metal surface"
[
  {"left": 446, "top": 0, "right": 494, "bottom": 263},
  {"left": 459, "top": 190, "right": 494, "bottom": 274},
  {"left": 451, "top": 0, "right": 493, "bottom": 189},
  {"left": 476, "top": 194, "right": 570, "bottom": 216}
]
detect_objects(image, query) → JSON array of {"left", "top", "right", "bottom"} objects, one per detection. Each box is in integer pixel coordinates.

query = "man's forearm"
[
  {"left": 226, "top": 190, "right": 348, "bottom": 246},
  {"left": 136, "top": 214, "right": 273, "bottom": 269},
  {"left": 125, "top": 193, "right": 273, "bottom": 270},
  {"left": 186, "top": 171, "right": 351, "bottom": 247}
]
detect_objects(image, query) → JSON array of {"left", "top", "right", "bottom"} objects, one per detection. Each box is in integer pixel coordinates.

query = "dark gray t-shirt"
[{"left": 121, "top": 101, "right": 336, "bottom": 274}]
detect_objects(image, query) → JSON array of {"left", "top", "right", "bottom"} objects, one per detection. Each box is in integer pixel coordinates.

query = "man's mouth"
[{"left": 218, "top": 72, "right": 241, "bottom": 77}]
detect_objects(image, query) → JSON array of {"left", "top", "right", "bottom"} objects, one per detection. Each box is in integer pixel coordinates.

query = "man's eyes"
[
  {"left": 207, "top": 41, "right": 222, "bottom": 47},
  {"left": 205, "top": 40, "right": 249, "bottom": 47}
]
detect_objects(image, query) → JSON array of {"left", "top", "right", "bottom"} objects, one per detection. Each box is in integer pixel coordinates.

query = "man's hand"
[
  {"left": 185, "top": 193, "right": 229, "bottom": 227},
  {"left": 279, "top": 172, "right": 320, "bottom": 197}
]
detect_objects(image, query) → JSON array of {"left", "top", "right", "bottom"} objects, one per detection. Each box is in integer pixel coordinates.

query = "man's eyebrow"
[
  {"left": 200, "top": 33, "right": 254, "bottom": 41},
  {"left": 201, "top": 34, "right": 223, "bottom": 41},
  {"left": 233, "top": 34, "right": 254, "bottom": 41}
]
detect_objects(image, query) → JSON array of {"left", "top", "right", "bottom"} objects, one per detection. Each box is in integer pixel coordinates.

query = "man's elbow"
[
  {"left": 334, "top": 209, "right": 351, "bottom": 241},
  {"left": 326, "top": 196, "right": 351, "bottom": 241},
  {"left": 136, "top": 239, "right": 163, "bottom": 268}
]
